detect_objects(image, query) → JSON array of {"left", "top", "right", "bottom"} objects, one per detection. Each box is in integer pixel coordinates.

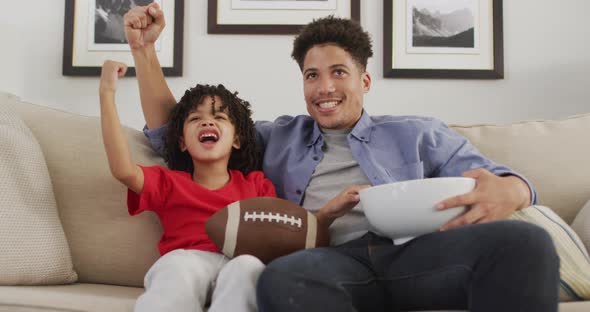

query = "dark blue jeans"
[{"left": 257, "top": 220, "right": 559, "bottom": 312}]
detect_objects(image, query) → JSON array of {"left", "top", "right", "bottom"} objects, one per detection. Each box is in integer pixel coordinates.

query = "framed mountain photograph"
[{"left": 383, "top": 0, "right": 503, "bottom": 79}]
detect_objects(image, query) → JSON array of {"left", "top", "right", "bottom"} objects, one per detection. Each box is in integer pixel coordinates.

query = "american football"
[{"left": 205, "top": 197, "right": 330, "bottom": 263}]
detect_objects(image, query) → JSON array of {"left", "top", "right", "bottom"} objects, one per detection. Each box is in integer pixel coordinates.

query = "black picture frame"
[
  {"left": 63, "top": 0, "right": 184, "bottom": 76},
  {"left": 208, "top": 0, "right": 360, "bottom": 35},
  {"left": 383, "top": 0, "right": 504, "bottom": 79}
]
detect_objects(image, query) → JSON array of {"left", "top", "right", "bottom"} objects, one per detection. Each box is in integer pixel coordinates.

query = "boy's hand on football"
[
  {"left": 100, "top": 60, "right": 128, "bottom": 95},
  {"left": 316, "top": 185, "right": 370, "bottom": 227}
]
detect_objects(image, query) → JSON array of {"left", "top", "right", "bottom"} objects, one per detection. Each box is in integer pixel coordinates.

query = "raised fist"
[
  {"left": 123, "top": 2, "right": 165, "bottom": 49},
  {"left": 100, "top": 60, "right": 128, "bottom": 94}
]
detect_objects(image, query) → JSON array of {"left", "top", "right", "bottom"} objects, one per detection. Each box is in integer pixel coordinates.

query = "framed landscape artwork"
[
  {"left": 63, "top": 0, "right": 184, "bottom": 76},
  {"left": 208, "top": 0, "right": 361, "bottom": 34},
  {"left": 384, "top": 0, "right": 503, "bottom": 79}
]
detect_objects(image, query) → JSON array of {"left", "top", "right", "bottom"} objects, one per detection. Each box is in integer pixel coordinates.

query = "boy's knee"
[
  {"left": 225, "top": 255, "right": 265, "bottom": 272},
  {"left": 217, "top": 255, "right": 266, "bottom": 286}
]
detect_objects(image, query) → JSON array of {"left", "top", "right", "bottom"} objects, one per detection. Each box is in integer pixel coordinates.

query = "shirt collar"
[
  {"left": 307, "top": 110, "right": 373, "bottom": 146},
  {"left": 350, "top": 110, "right": 372, "bottom": 143},
  {"left": 307, "top": 121, "right": 323, "bottom": 147}
]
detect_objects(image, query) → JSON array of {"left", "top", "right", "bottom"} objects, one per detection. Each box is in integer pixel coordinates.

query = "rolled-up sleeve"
[
  {"left": 143, "top": 124, "right": 169, "bottom": 158},
  {"left": 424, "top": 120, "right": 537, "bottom": 205}
]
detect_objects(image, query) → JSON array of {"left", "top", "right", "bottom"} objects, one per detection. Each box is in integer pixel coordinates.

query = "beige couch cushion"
[
  {"left": 452, "top": 113, "right": 590, "bottom": 223},
  {"left": 0, "top": 283, "right": 142, "bottom": 312},
  {"left": 3, "top": 93, "right": 164, "bottom": 287},
  {"left": 0, "top": 102, "right": 77, "bottom": 285}
]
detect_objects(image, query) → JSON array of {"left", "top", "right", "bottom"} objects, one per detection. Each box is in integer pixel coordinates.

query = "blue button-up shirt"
[{"left": 144, "top": 110, "right": 536, "bottom": 206}]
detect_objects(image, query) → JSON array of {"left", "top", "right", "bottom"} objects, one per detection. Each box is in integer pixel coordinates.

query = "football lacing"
[{"left": 243, "top": 211, "right": 302, "bottom": 228}]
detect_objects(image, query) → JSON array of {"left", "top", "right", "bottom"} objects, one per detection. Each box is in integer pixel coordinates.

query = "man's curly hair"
[
  {"left": 164, "top": 84, "right": 259, "bottom": 175},
  {"left": 292, "top": 16, "right": 373, "bottom": 71}
]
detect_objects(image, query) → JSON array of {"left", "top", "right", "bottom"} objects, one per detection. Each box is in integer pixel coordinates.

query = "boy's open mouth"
[{"left": 198, "top": 130, "right": 219, "bottom": 143}]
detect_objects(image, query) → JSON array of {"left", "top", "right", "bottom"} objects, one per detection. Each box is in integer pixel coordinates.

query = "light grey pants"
[{"left": 135, "top": 249, "right": 264, "bottom": 312}]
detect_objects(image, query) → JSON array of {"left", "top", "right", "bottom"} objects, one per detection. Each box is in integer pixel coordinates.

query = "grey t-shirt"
[{"left": 302, "top": 128, "right": 373, "bottom": 246}]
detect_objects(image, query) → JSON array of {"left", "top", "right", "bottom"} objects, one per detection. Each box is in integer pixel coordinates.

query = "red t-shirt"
[{"left": 127, "top": 166, "right": 277, "bottom": 256}]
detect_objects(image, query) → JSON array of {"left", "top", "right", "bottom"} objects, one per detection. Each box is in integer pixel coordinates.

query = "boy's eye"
[
  {"left": 190, "top": 116, "right": 200, "bottom": 121},
  {"left": 215, "top": 116, "right": 226, "bottom": 120}
]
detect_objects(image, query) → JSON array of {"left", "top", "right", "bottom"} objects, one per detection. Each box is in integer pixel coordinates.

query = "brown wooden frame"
[
  {"left": 208, "top": 0, "right": 360, "bottom": 34},
  {"left": 383, "top": 0, "right": 504, "bottom": 79},
  {"left": 63, "top": 0, "right": 184, "bottom": 76}
]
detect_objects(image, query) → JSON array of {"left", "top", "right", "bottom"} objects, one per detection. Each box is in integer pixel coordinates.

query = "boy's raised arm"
[
  {"left": 99, "top": 61, "right": 144, "bottom": 194},
  {"left": 124, "top": 3, "right": 176, "bottom": 129}
]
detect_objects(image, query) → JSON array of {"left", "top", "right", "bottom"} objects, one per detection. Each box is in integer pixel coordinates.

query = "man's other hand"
[{"left": 436, "top": 168, "right": 531, "bottom": 231}]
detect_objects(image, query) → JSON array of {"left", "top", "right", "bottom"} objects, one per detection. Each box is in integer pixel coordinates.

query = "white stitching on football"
[{"left": 243, "top": 211, "right": 303, "bottom": 228}]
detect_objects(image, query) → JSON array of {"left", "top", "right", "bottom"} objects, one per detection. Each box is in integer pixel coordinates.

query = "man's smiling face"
[{"left": 302, "top": 43, "right": 371, "bottom": 130}]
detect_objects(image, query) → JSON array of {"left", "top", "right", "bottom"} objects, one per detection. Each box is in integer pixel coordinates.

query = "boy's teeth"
[
  {"left": 319, "top": 101, "right": 337, "bottom": 108},
  {"left": 199, "top": 133, "right": 218, "bottom": 142}
]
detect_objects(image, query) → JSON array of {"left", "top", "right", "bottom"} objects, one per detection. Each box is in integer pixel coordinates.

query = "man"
[{"left": 124, "top": 4, "right": 559, "bottom": 312}]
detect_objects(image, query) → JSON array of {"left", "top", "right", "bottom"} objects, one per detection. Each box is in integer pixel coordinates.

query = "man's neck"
[{"left": 192, "top": 161, "right": 231, "bottom": 190}]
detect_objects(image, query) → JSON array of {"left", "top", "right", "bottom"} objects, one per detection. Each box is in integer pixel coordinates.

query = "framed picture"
[
  {"left": 383, "top": 0, "right": 503, "bottom": 79},
  {"left": 63, "top": 0, "right": 184, "bottom": 76},
  {"left": 208, "top": 0, "right": 361, "bottom": 34}
]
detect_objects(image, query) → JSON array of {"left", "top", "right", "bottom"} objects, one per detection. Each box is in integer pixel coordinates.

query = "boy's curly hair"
[
  {"left": 164, "top": 84, "right": 259, "bottom": 175},
  {"left": 291, "top": 15, "right": 373, "bottom": 71}
]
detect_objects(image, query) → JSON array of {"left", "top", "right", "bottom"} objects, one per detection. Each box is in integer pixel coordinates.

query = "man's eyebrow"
[
  {"left": 329, "top": 63, "right": 348, "bottom": 69},
  {"left": 303, "top": 64, "right": 349, "bottom": 74},
  {"left": 303, "top": 67, "right": 318, "bottom": 75}
]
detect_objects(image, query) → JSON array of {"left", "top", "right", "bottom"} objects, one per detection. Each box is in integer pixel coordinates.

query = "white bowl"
[{"left": 359, "top": 177, "right": 475, "bottom": 243}]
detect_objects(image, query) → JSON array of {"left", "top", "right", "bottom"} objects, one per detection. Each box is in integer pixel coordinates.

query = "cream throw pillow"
[
  {"left": 510, "top": 205, "right": 590, "bottom": 301},
  {"left": 0, "top": 104, "right": 77, "bottom": 285}
]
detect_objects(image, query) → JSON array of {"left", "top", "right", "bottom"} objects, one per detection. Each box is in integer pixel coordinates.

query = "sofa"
[{"left": 0, "top": 90, "right": 589, "bottom": 312}]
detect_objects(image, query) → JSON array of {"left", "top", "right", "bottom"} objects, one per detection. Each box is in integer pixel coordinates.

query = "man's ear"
[
  {"left": 179, "top": 136, "right": 187, "bottom": 152},
  {"left": 362, "top": 71, "right": 372, "bottom": 93},
  {"left": 232, "top": 135, "right": 241, "bottom": 150}
]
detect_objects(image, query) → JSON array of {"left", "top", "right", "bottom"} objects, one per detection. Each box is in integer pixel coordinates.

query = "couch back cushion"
[
  {"left": 452, "top": 114, "right": 590, "bottom": 223},
  {"left": 5, "top": 95, "right": 163, "bottom": 287}
]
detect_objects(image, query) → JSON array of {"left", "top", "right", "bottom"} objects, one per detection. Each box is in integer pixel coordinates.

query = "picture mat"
[
  {"left": 87, "top": 0, "right": 162, "bottom": 51},
  {"left": 392, "top": 0, "right": 493, "bottom": 70},
  {"left": 218, "top": 0, "right": 351, "bottom": 25},
  {"left": 231, "top": 0, "right": 337, "bottom": 10},
  {"left": 73, "top": 0, "right": 175, "bottom": 67}
]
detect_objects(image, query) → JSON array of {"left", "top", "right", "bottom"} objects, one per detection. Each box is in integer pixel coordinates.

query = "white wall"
[{"left": 1, "top": 1, "right": 589, "bottom": 130}]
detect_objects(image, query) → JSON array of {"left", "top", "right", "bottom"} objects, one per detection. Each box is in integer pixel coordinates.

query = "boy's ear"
[
  {"left": 232, "top": 135, "right": 241, "bottom": 150},
  {"left": 179, "top": 136, "right": 187, "bottom": 152}
]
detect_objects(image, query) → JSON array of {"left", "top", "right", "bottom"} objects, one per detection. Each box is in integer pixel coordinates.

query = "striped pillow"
[
  {"left": 572, "top": 199, "right": 590, "bottom": 262},
  {"left": 509, "top": 205, "right": 590, "bottom": 301}
]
